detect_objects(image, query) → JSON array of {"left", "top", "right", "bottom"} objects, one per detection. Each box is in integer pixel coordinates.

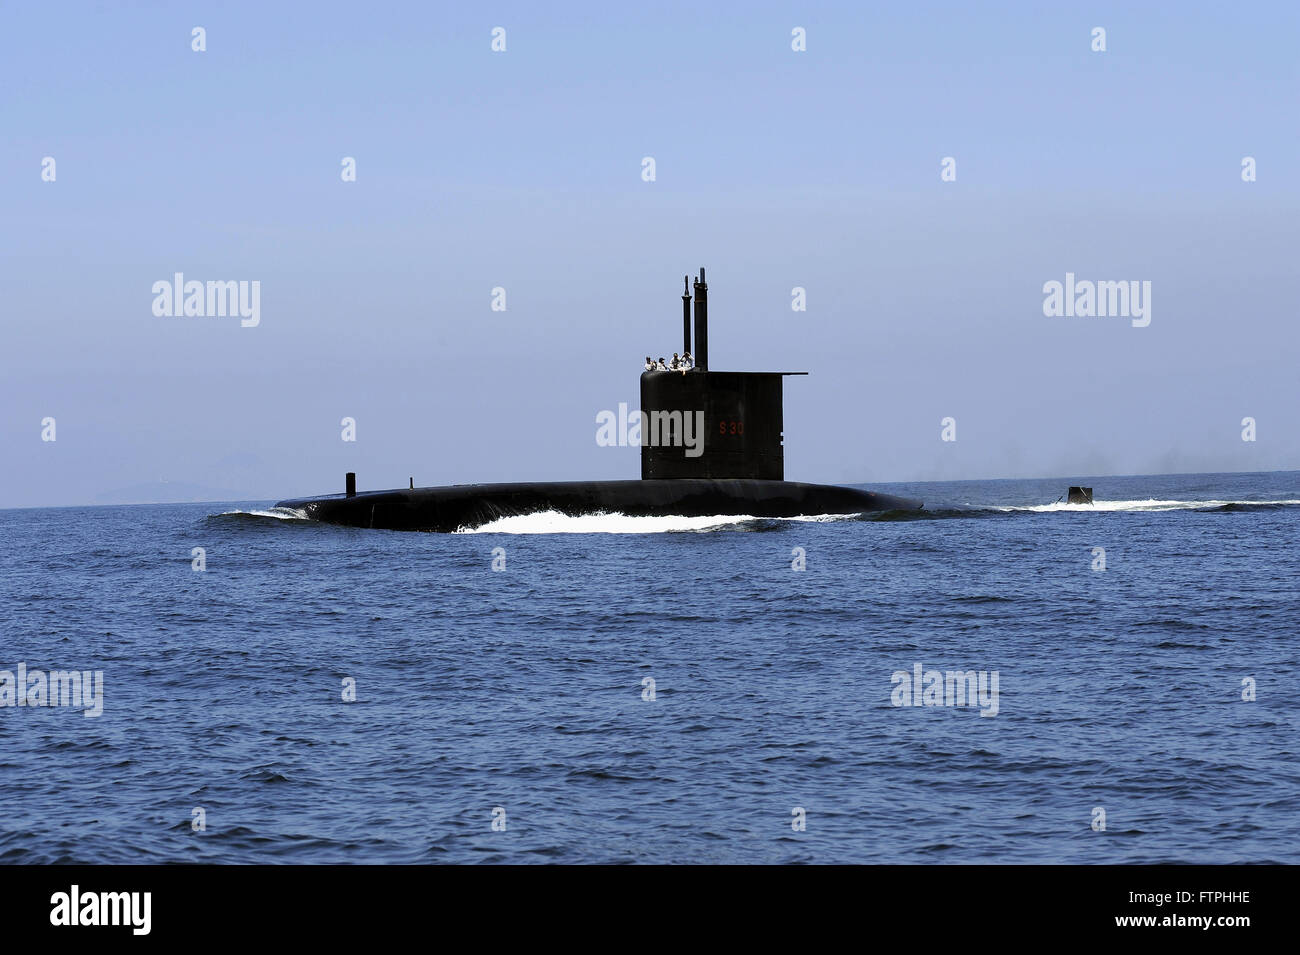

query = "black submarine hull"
[{"left": 277, "top": 479, "right": 922, "bottom": 532}]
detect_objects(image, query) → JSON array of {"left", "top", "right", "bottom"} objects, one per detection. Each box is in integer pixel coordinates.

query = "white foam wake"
[
  {"left": 454, "top": 509, "right": 863, "bottom": 534},
  {"left": 218, "top": 507, "right": 310, "bottom": 520},
  {"left": 981, "top": 498, "right": 1300, "bottom": 513}
]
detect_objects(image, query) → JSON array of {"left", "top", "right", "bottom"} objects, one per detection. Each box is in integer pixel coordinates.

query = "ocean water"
[{"left": 1, "top": 470, "right": 1297, "bottom": 864}]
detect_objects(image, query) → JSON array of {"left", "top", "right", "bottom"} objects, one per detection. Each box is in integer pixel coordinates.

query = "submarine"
[{"left": 277, "top": 268, "right": 922, "bottom": 530}]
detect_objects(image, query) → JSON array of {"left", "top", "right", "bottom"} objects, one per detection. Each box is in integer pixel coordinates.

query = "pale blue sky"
[{"left": 3, "top": 1, "right": 1298, "bottom": 506}]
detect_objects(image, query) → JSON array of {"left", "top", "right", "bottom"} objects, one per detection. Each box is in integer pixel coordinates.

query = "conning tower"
[{"left": 640, "top": 268, "right": 805, "bottom": 481}]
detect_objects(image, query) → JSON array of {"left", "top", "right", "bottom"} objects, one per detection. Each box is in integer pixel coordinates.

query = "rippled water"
[{"left": 1, "top": 471, "right": 1297, "bottom": 863}]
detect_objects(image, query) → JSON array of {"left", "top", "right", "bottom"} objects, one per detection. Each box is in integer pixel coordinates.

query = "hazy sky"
[{"left": 4, "top": 1, "right": 1298, "bottom": 507}]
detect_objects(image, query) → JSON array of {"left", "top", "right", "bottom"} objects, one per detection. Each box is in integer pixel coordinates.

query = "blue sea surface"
[{"left": 1, "top": 471, "right": 1297, "bottom": 864}]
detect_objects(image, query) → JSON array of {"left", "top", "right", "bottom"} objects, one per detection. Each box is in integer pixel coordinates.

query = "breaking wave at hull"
[
  {"left": 458, "top": 510, "right": 761, "bottom": 534},
  {"left": 453, "top": 510, "right": 870, "bottom": 534},
  {"left": 208, "top": 507, "right": 311, "bottom": 524}
]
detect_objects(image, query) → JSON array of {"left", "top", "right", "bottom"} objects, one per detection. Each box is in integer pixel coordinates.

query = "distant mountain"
[{"left": 93, "top": 481, "right": 263, "bottom": 506}]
